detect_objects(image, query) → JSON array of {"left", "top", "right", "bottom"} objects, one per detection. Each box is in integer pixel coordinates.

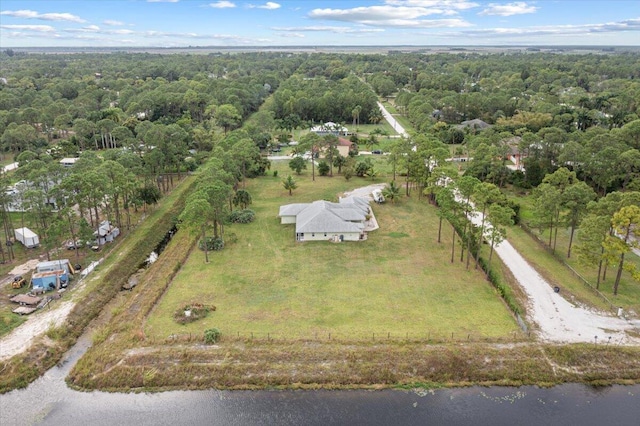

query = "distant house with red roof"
[{"left": 336, "top": 137, "right": 356, "bottom": 157}]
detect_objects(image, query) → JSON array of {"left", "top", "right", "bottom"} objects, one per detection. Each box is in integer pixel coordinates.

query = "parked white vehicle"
[{"left": 372, "top": 189, "right": 385, "bottom": 203}]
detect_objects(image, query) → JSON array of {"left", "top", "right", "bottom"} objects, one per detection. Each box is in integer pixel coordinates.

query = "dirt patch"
[{"left": 0, "top": 300, "right": 74, "bottom": 361}]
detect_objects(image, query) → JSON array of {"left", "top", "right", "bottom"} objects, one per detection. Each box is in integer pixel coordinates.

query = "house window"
[
  {"left": 324, "top": 233, "right": 327, "bottom": 237},
  {"left": 312, "top": 233, "right": 315, "bottom": 237}
]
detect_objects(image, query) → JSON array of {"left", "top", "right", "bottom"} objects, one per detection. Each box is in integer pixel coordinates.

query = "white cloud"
[
  {"left": 111, "top": 29, "right": 136, "bottom": 35},
  {"left": 0, "top": 24, "right": 56, "bottom": 32},
  {"left": 309, "top": 6, "right": 472, "bottom": 28},
  {"left": 384, "top": 1, "right": 479, "bottom": 10},
  {"left": 273, "top": 26, "right": 385, "bottom": 34},
  {"left": 446, "top": 18, "right": 640, "bottom": 38},
  {"left": 209, "top": 1, "right": 236, "bottom": 8},
  {"left": 280, "top": 33, "right": 305, "bottom": 38},
  {"left": 0, "top": 9, "right": 85, "bottom": 23},
  {"left": 103, "top": 20, "right": 125, "bottom": 26},
  {"left": 479, "top": 2, "right": 537, "bottom": 17},
  {"left": 248, "top": 2, "right": 281, "bottom": 10}
]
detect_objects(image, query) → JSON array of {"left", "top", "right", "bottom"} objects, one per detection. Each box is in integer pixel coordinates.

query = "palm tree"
[
  {"left": 366, "top": 134, "right": 378, "bottom": 152},
  {"left": 352, "top": 105, "right": 362, "bottom": 130},
  {"left": 382, "top": 181, "right": 401, "bottom": 204}
]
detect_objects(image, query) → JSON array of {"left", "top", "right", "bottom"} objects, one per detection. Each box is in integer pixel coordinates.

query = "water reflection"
[
  {"left": 1, "top": 332, "right": 638, "bottom": 425},
  {"left": 2, "top": 371, "right": 638, "bottom": 426}
]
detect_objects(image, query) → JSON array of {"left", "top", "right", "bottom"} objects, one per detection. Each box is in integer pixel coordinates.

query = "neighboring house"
[
  {"left": 336, "top": 137, "right": 356, "bottom": 157},
  {"left": 59, "top": 157, "right": 80, "bottom": 167},
  {"left": 279, "top": 196, "right": 371, "bottom": 242},
  {"left": 503, "top": 136, "right": 527, "bottom": 171},
  {"left": 4, "top": 179, "right": 60, "bottom": 212},
  {"left": 310, "top": 122, "right": 348, "bottom": 136},
  {"left": 456, "top": 118, "right": 491, "bottom": 132}
]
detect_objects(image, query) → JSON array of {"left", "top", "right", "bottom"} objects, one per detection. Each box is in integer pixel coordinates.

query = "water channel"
[{"left": 1, "top": 330, "right": 638, "bottom": 426}]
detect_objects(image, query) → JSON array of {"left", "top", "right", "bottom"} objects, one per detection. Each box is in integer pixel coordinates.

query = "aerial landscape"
[{"left": 1, "top": 0, "right": 640, "bottom": 424}]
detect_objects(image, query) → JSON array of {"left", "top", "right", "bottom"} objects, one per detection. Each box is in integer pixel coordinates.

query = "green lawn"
[
  {"left": 145, "top": 162, "right": 519, "bottom": 341},
  {"left": 352, "top": 123, "right": 396, "bottom": 136}
]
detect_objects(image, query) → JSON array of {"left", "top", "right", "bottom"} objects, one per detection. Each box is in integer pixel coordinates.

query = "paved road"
[{"left": 377, "top": 101, "right": 408, "bottom": 138}]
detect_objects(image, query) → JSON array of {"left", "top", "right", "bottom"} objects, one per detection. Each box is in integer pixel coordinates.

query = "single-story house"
[
  {"left": 336, "top": 137, "right": 357, "bottom": 157},
  {"left": 310, "top": 122, "right": 348, "bottom": 137},
  {"left": 456, "top": 118, "right": 491, "bottom": 132},
  {"left": 59, "top": 157, "right": 80, "bottom": 167},
  {"left": 279, "top": 196, "right": 370, "bottom": 242}
]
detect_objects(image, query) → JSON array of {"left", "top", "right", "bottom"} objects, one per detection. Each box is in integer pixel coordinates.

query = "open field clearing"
[{"left": 145, "top": 162, "right": 519, "bottom": 341}]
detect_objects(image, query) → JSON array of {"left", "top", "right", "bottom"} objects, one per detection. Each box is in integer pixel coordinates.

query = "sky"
[{"left": 0, "top": 1, "right": 639, "bottom": 48}]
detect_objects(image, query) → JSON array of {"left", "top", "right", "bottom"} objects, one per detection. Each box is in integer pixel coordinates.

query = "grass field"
[{"left": 145, "top": 162, "right": 519, "bottom": 341}]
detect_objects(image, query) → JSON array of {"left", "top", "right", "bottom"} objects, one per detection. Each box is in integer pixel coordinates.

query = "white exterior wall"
[
  {"left": 280, "top": 216, "right": 296, "bottom": 224},
  {"left": 298, "top": 232, "right": 361, "bottom": 242}
]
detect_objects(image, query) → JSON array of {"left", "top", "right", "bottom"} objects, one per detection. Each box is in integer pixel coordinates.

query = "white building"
[{"left": 279, "top": 196, "right": 370, "bottom": 242}]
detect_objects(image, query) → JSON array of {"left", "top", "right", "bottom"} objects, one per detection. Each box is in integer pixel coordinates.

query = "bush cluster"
[
  {"left": 199, "top": 236, "right": 224, "bottom": 251},
  {"left": 204, "top": 328, "right": 221, "bottom": 344},
  {"left": 228, "top": 209, "right": 255, "bottom": 224}
]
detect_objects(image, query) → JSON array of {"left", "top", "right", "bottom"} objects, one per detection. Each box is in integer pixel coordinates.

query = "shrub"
[
  {"left": 478, "top": 257, "right": 520, "bottom": 315},
  {"left": 318, "top": 160, "right": 330, "bottom": 176},
  {"left": 273, "top": 170, "right": 278, "bottom": 177},
  {"left": 199, "top": 237, "right": 225, "bottom": 251},
  {"left": 204, "top": 328, "right": 221, "bottom": 344},
  {"left": 228, "top": 209, "right": 255, "bottom": 224}
]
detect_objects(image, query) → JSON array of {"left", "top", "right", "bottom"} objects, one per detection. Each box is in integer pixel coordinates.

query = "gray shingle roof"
[
  {"left": 278, "top": 203, "right": 309, "bottom": 217},
  {"left": 279, "top": 198, "right": 369, "bottom": 234}
]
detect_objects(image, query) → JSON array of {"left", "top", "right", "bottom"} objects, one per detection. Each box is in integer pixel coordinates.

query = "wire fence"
[
  {"left": 519, "top": 223, "right": 618, "bottom": 313},
  {"left": 158, "top": 329, "right": 533, "bottom": 345}
]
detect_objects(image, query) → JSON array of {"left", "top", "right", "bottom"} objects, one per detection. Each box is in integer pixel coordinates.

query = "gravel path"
[
  {"left": 495, "top": 240, "right": 638, "bottom": 344},
  {"left": 465, "top": 209, "right": 640, "bottom": 345}
]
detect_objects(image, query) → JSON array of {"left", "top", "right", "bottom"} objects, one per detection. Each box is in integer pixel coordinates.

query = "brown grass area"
[{"left": 71, "top": 338, "right": 640, "bottom": 391}]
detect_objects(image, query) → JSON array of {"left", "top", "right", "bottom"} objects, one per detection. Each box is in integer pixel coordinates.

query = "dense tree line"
[{"left": 0, "top": 51, "right": 301, "bottom": 260}]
